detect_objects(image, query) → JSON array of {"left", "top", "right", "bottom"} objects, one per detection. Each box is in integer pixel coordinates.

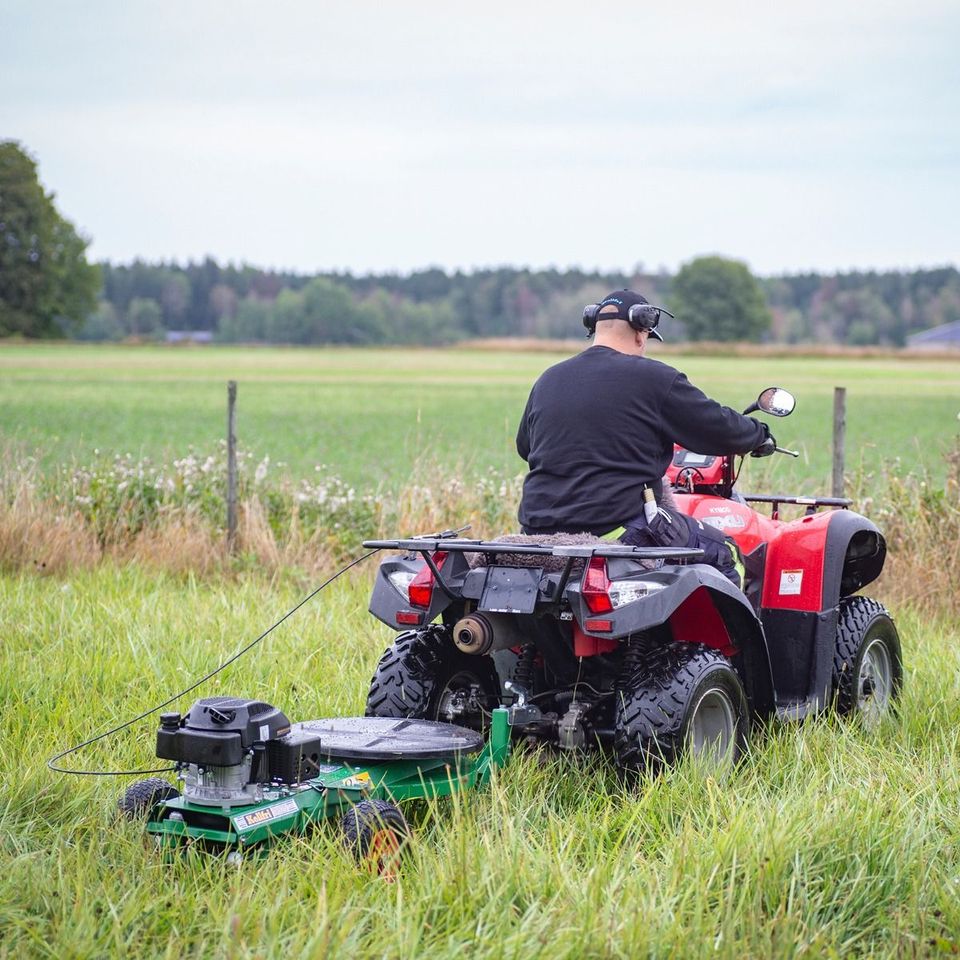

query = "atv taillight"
[
  {"left": 582, "top": 557, "right": 613, "bottom": 614},
  {"left": 408, "top": 552, "right": 448, "bottom": 608}
]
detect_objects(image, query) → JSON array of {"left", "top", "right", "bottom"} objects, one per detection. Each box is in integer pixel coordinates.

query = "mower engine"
[{"left": 156, "top": 696, "right": 323, "bottom": 807}]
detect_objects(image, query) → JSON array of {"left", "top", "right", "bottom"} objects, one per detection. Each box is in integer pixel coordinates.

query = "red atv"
[{"left": 363, "top": 388, "right": 901, "bottom": 772}]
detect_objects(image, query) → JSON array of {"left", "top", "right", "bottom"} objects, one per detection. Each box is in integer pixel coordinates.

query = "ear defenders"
[{"left": 582, "top": 302, "right": 674, "bottom": 339}]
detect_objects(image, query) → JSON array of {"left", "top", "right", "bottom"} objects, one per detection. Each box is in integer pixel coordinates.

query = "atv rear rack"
[
  {"left": 363, "top": 538, "right": 704, "bottom": 561},
  {"left": 363, "top": 539, "right": 705, "bottom": 604}
]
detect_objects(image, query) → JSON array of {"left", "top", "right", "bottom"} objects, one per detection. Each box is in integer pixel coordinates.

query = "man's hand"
[{"left": 750, "top": 432, "right": 777, "bottom": 458}]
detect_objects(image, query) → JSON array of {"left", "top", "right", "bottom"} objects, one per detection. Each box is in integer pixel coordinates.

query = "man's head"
[{"left": 583, "top": 289, "right": 668, "bottom": 355}]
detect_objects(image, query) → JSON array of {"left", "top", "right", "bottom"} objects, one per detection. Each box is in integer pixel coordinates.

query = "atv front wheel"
[
  {"left": 118, "top": 778, "right": 180, "bottom": 820},
  {"left": 832, "top": 597, "right": 902, "bottom": 727},
  {"left": 365, "top": 626, "right": 500, "bottom": 729},
  {"left": 340, "top": 799, "right": 408, "bottom": 879},
  {"left": 614, "top": 641, "right": 748, "bottom": 774}
]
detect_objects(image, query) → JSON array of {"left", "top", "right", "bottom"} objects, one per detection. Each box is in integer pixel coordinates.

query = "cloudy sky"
[{"left": 2, "top": 1, "right": 957, "bottom": 276}]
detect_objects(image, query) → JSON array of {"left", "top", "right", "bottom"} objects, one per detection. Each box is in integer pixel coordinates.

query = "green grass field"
[
  {"left": 2, "top": 568, "right": 958, "bottom": 958},
  {"left": 3, "top": 343, "right": 960, "bottom": 491},
  {"left": 3, "top": 343, "right": 959, "bottom": 957}
]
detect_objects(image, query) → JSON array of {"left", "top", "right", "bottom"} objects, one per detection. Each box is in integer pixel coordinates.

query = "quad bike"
[{"left": 363, "top": 387, "right": 902, "bottom": 772}]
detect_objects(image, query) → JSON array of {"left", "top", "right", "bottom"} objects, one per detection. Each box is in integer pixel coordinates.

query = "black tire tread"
[
  {"left": 614, "top": 641, "right": 745, "bottom": 771},
  {"left": 340, "top": 799, "right": 409, "bottom": 861},
  {"left": 118, "top": 777, "right": 179, "bottom": 819},
  {"left": 365, "top": 626, "right": 499, "bottom": 720},
  {"left": 832, "top": 596, "right": 902, "bottom": 715}
]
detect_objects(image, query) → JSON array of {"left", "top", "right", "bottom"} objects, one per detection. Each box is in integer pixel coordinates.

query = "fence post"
[
  {"left": 832, "top": 386, "right": 846, "bottom": 498},
  {"left": 227, "top": 380, "right": 238, "bottom": 553}
]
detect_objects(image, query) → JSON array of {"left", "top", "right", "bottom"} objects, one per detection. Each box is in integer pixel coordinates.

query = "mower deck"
[{"left": 146, "top": 712, "right": 509, "bottom": 852}]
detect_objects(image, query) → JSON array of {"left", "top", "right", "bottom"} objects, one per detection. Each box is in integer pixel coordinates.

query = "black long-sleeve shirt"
[{"left": 516, "top": 346, "right": 767, "bottom": 534}]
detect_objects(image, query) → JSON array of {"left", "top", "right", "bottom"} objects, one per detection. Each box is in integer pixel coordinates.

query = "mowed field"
[
  {"left": 2, "top": 343, "right": 960, "bottom": 490},
  {"left": 3, "top": 342, "right": 960, "bottom": 958}
]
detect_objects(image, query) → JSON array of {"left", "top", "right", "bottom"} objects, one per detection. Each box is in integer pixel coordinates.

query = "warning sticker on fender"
[{"left": 779, "top": 570, "right": 803, "bottom": 595}]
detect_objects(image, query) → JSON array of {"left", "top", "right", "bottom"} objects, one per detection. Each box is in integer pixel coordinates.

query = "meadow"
[
  {"left": 2, "top": 342, "right": 960, "bottom": 958},
  {"left": 2, "top": 569, "right": 960, "bottom": 958},
  {"left": 3, "top": 342, "right": 960, "bottom": 490}
]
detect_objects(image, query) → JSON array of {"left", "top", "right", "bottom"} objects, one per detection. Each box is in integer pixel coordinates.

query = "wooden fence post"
[
  {"left": 227, "top": 380, "right": 238, "bottom": 553},
  {"left": 832, "top": 386, "right": 846, "bottom": 498}
]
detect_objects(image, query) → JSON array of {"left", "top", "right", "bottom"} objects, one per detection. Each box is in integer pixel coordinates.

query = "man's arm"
[
  {"left": 660, "top": 373, "right": 767, "bottom": 454},
  {"left": 516, "top": 394, "right": 532, "bottom": 461}
]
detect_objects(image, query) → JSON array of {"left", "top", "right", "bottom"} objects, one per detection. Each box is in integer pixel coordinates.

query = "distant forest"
[{"left": 82, "top": 260, "right": 960, "bottom": 347}]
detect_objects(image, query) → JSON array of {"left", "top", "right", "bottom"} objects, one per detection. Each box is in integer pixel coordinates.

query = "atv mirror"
[{"left": 755, "top": 387, "right": 796, "bottom": 417}]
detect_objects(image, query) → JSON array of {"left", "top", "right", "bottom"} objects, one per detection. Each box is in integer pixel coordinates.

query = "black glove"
[{"left": 750, "top": 424, "right": 777, "bottom": 458}]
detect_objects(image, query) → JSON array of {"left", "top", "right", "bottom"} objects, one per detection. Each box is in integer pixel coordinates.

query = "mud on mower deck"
[{"left": 126, "top": 705, "right": 510, "bottom": 867}]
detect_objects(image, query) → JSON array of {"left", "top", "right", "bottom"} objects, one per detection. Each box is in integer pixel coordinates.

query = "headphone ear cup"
[
  {"left": 627, "top": 303, "right": 659, "bottom": 332},
  {"left": 582, "top": 304, "right": 600, "bottom": 336}
]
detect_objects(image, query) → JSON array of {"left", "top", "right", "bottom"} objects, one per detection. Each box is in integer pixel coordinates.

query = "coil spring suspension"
[
  {"left": 617, "top": 632, "right": 652, "bottom": 692},
  {"left": 513, "top": 644, "right": 536, "bottom": 691}
]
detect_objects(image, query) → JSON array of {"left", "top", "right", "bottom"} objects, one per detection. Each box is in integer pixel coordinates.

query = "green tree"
[
  {"left": 0, "top": 141, "right": 100, "bottom": 337},
  {"left": 126, "top": 297, "right": 164, "bottom": 337},
  {"left": 77, "top": 301, "right": 122, "bottom": 341},
  {"left": 671, "top": 256, "right": 772, "bottom": 342}
]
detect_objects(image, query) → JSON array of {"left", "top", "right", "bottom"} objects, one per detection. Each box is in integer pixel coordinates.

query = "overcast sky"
[{"left": 2, "top": 1, "right": 957, "bottom": 276}]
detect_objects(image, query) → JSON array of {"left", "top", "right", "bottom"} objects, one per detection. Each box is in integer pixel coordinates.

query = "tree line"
[
  {"left": 3, "top": 140, "right": 958, "bottom": 346},
  {"left": 84, "top": 258, "right": 960, "bottom": 347}
]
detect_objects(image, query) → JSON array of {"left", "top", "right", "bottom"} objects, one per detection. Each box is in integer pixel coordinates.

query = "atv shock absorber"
[
  {"left": 512, "top": 644, "right": 537, "bottom": 692},
  {"left": 617, "top": 632, "right": 652, "bottom": 692}
]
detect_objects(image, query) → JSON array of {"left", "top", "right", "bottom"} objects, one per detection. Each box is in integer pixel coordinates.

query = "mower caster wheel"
[
  {"left": 833, "top": 597, "right": 902, "bottom": 728},
  {"left": 340, "top": 799, "right": 409, "bottom": 879},
  {"left": 118, "top": 778, "right": 180, "bottom": 820},
  {"left": 225, "top": 851, "right": 244, "bottom": 867}
]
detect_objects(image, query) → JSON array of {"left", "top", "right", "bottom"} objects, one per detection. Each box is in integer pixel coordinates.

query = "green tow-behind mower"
[{"left": 120, "top": 696, "right": 510, "bottom": 874}]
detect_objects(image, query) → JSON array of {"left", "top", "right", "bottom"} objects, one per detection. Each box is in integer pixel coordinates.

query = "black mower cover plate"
[{"left": 296, "top": 717, "right": 485, "bottom": 761}]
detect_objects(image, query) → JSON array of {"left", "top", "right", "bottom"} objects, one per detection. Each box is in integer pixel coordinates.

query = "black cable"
[{"left": 47, "top": 549, "right": 379, "bottom": 777}]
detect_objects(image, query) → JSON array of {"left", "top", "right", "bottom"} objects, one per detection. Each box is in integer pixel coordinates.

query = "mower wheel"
[
  {"left": 340, "top": 799, "right": 408, "bottom": 879},
  {"left": 365, "top": 626, "right": 500, "bottom": 729},
  {"left": 118, "top": 778, "right": 180, "bottom": 820},
  {"left": 832, "top": 597, "right": 902, "bottom": 727},
  {"left": 614, "top": 641, "right": 748, "bottom": 774}
]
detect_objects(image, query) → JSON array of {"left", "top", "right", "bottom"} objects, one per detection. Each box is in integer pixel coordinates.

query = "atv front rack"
[{"left": 742, "top": 494, "right": 851, "bottom": 521}]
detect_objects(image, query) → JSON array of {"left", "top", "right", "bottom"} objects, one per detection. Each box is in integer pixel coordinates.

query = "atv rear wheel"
[
  {"left": 118, "top": 778, "right": 180, "bottom": 820},
  {"left": 832, "top": 597, "right": 902, "bottom": 727},
  {"left": 340, "top": 799, "right": 408, "bottom": 879},
  {"left": 365, "top": 626, "right": 501, "bottom": 729},
  {"left": 614, "top": 641, "right": 748, "bottom": 774}
]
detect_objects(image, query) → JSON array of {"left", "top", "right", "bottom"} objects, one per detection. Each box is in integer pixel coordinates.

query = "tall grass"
[
  {"left": 0, "top": 569, "right": 957, "bottom": 958},
  {"left": 1, "top": 442, "right": 958, "bottom": 615}
]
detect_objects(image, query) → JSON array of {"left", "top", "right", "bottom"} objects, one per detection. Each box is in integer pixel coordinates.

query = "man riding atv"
[{"left": 515, "top": 289, "right": 777, "bottom": 586}]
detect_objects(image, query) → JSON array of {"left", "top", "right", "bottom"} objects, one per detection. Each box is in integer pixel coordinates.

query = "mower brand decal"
[
  {"left": 336, "top": 771, "right": 372, "bottom": 790},
  {"left": 235, "top": 798, "right": 298, "bottom": 832},
  {"left": 779, "top": 570, "right": 804, "bottom": 595},
  {"left": 702, "top": 515, "right": 746, "bottom": 531}
]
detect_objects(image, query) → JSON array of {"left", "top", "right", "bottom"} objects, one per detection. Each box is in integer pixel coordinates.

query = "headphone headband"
[{"left": 582, "top": 302, "right": 673, "bottom": 340}]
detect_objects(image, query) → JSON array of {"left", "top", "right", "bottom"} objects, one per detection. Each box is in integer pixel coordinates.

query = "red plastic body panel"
[
  {"left": 668, "top": 586, "right": 736, "bottom": 656},
  {"left": 675, "top": 494, "right": 776, "bottom": 556},
  {"left": 674, "top": 493, "right": 832, "bottom": 612},
  {"left": 573, "top": 623, "right": 618, "bottom": 656}
]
